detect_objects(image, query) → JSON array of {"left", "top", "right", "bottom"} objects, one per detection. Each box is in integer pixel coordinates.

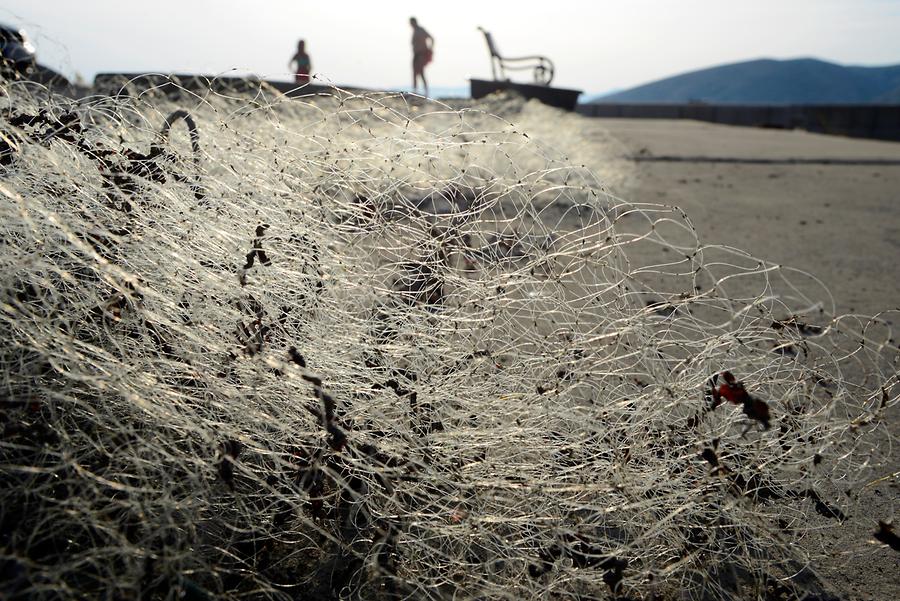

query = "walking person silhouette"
[{"left": 409, "top": 17, "right": 433, "bottom": 96}]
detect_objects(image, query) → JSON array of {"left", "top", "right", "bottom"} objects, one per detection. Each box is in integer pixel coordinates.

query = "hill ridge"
[{"left": 590, "top": 57, "right": 900, "bottom": 105}]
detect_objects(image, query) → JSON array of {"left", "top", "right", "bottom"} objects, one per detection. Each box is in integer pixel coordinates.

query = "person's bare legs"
[{"left": 413, "top": 59, "right": 428, "bottom": 96}]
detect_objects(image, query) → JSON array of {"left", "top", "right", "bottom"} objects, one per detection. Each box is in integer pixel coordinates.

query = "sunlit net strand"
[{"left": 0, "top": 78, "right": 897, "bottom": 601}]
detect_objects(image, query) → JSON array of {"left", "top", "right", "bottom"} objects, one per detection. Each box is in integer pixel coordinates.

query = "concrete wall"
[
  {"left": 576, "top": 103, "right": 900, "bottom": 142},
  {"left": 92, "top": 73, "right": 370, "bottom": 100}
]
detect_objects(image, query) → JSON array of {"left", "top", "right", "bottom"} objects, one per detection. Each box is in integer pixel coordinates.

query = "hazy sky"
[{"left": 3, "top": 1, "right": 899, "bottom": 94}]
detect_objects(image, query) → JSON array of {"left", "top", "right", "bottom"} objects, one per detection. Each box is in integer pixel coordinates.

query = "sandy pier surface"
[{"left": 594, "top": 118, "right": 900, "bottom": 319}]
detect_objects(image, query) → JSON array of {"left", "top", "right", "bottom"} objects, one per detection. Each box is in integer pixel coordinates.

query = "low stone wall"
[
  {"left": 92, "top": 73, "right": 369, "bottom": 100},
  {"left": 576, "top": 103, "right": 900, "bottom": 141}
]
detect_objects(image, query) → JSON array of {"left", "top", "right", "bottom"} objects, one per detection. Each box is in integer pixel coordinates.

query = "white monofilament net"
[{"left": 1, "top": 77, "right": 897, "bottom": 601}]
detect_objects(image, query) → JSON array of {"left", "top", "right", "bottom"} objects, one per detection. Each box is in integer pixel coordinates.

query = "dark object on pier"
[
  {"left": 0, "top": 23, "right": 36, "bottom": 77},
  {"left": 477, "top": 27, "right": 554, "bottom": 86},
  {"left": 472, "top": 27, "right": 581, "bottom": 111},
  {"left": 470, "top": 79, "right": 582, "bottom": 111},
  {"left": 0, "top": 23, "right": 71, "bottom": 88}
]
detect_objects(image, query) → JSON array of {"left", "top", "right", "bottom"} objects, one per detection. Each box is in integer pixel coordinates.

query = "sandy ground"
[
  {"left": 580, "top": 117, "right": 900, "bottom": 601},
  {"left": 592, "top": 119, "right": 900, "bottom": 318}
]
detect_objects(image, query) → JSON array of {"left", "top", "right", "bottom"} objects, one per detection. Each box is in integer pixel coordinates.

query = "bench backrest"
[{"left": 479, "top": 28, "right": 500, "bottom": 58}]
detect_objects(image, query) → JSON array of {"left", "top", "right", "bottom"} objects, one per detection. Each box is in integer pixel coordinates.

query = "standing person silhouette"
[
  {"left": 409, "top": 17, "right": 433, "bottom": 96},
  {"left": 289, "top": 39, "right": 312, "bottom": 85}
]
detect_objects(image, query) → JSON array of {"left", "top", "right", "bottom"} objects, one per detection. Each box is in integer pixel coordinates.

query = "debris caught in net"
[{"left": 1, "top": 77, "right": 897, "bottom": 601}]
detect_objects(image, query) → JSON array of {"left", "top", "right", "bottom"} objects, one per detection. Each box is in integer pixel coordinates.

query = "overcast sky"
[{"left": 3, "top": 1, "right": 899, "bottom": 95}]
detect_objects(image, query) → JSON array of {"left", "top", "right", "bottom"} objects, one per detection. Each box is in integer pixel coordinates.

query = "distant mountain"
[{"left": 590, "top": 58, "right": 900, "bottom": 104}]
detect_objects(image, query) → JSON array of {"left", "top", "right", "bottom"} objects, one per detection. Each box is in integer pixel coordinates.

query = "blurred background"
[{"left": 2, "top": 0, "right": 899, "bottom": 97}]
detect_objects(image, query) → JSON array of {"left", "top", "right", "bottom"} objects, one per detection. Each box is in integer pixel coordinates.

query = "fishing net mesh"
[{"left": 0, "top": 77, "right": 897, "bottom": 601}]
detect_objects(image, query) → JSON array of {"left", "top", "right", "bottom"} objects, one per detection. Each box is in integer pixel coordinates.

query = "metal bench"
[{"left": 477, "top": 27, "right": 555, "bottom": 86}]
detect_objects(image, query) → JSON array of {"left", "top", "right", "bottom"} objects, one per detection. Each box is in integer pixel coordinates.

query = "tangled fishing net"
[{"left": 1, "top": 76, "right": 897, "bottom": 601}]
